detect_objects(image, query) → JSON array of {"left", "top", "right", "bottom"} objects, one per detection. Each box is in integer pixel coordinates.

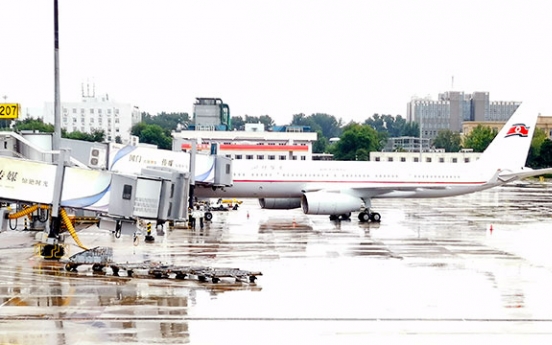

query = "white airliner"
[{"left": 195, "top": 105, "right": 552, "bottom": 222}]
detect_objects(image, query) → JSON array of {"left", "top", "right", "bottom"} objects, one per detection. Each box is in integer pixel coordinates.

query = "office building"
[
  {"left": 43, "top": 88, "right": 141, "bottom": 143},
  {"left": 407, "top": 91, "right": 520, "bottom": 140}
]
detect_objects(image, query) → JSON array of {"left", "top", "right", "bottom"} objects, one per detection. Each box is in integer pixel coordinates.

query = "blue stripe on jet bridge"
[
  {"left": 110, "top": 145, "right": 137, "bottom": 170},
  {"left": 61, "top": 184, "right": 111, "bottom": 208},
  {"left": 195, "top": 161, "right": 215, "bottom": 182}
]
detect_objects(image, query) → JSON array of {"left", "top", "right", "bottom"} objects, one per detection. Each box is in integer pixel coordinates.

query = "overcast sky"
[{"left": 2, "top": 0, "right": 551, "bottom": 124}]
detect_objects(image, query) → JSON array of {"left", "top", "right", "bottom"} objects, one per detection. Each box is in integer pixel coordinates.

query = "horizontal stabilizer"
[{"left": 498, "top": 167, "right": 552, "bottom": 183}]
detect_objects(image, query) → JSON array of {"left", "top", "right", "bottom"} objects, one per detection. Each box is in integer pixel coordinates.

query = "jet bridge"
[
  {"left": 0, "top": 153, "right": 190, "bottom": 258},
  {"left": 0, "top": 131, "right": 232, "bottom": 257}
]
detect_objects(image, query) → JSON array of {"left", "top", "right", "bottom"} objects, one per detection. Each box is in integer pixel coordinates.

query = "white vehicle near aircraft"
[{"left": 195, "top": 105, "right": 552, "bottom": 222}]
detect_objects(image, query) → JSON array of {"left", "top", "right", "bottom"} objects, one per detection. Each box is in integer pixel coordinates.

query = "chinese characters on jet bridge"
[{"left": 108, "top": 143, "right": 216, "bottom": 184}]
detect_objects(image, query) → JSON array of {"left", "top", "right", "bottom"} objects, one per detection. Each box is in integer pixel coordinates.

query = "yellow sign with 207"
[{"left": 0, "top": 103, "right": 20, "bottom": 119}]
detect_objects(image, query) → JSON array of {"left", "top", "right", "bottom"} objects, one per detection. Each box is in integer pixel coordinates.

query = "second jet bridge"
[{"left": 108, "top": 167, "right": 189, "bottom": 222}]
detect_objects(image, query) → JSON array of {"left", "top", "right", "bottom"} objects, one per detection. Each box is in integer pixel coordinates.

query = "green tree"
[
  {"left": 365, "top": 114, "right": 414, "bottom": 138},
  {"left": 12, "top": 117, "right": 104, "bottom": 143},
  {"left": 131, "top": 123, "right": 172, "bottom": 149},
  {"left": 12, "top": 117, "right": 54, "bottom": 133},
  {"left": 402, "top": 121, "right": 420, "bottom": 137},
  {"left": 142, "top": 112, "right": 189, "bottom": 131},
  {"left": 312, "top": 130, "right": 329, "bottom": 153},
  {"left": 64, "top": 129, "right": 105, "bottom": 142},
  {"left": 330, "top": 123, "right": 381, "bottom": 160},
  {"left": 355, "top": 148, "right": 370, "bottom": 161},
  {"left": 364, "top": 114, "right": 386, "bottom": 132},
  {"left": 433, "top": 129, "right": 462, "bottom": 152},
  {"left": 291, "top": 113, "right": 343, "bottom": 139},
  {"left": 526, "top": 128, "right": 547, "bottom": 168},
  {"left": 241, "top": 115, "right": 275, "bottom": 130},
  {"left": 231, "top": 116, "right": 245, "bottom": 130},
  {"left": 463, "top": 125, "right": 498, "bottom": 152},
  {"left": 539, "top": 139, "right": 552, "bottom": 168},
  {"left": 291, "top": 113, "right": 343, "bottom": 154}
]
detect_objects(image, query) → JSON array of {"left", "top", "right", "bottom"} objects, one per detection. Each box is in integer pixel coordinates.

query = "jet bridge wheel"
[
  {"left": 204, "top": 212, "right": 213, "bottom": 221},
  {"left": 92, "top": 263, "right": 104, "bottom": 272},
  {"left": 65, "top": 262, "right": 77, "bottom": 272},
  {"left": 111, "top": 266, "right": 120, "bottom": 275}
]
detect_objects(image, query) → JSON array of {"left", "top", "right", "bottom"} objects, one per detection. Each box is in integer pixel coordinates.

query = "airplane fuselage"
[{"left": 195, "top": 159, "right": 499, "bottom": 200}]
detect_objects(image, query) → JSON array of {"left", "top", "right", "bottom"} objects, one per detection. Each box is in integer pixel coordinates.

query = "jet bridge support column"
[
  {"left": 41, "top": 148, "right": 69, "bottom": 260},
  {"left": 188, "top": 141, "right": 197, "bottom": 228}
]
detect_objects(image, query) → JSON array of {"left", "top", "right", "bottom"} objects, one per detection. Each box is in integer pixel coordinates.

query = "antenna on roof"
[{"left": 451, "top": 76, "right": 454, "bottom": 90}]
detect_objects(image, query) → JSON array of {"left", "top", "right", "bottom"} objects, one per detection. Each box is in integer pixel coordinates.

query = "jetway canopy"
[
  {"left": 0, "top": 156, "right": 189, "bottom": 222},
  {"left": 57, "top": 140, "right": 232, "bottom": 187}
]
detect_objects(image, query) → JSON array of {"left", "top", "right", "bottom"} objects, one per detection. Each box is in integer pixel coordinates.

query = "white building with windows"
[
  {"left": 43, "top": 92, "right": 141, "bottom": 143},
  {"left": 172, "top": 124, "right": 317, "bottom": 161}
]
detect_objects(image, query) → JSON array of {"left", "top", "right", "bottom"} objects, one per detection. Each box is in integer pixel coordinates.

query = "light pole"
[{"left": 53, "top": 0, "right": 61, "bottom": 150}]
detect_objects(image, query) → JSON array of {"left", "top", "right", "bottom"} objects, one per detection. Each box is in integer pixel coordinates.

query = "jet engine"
[
  {"left": 301, "top": 192, "right": 362, "bottom": 215},
  {"left": 258, "top": 198, "right": 302, "bottom": 209}
]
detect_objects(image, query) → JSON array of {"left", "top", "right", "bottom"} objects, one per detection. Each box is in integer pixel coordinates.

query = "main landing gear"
[
  {"left": 328, "top": 211, "right": 380, "bottom": 222},
  {"left": 358, "top": 211, "right": 381, "bottom": 223}
]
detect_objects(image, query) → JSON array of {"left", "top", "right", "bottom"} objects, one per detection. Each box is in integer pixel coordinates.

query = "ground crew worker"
[
  {"left": 189, "top": 207, "right": 196, "bottom": 229},
  {"left": 198, "top": 205, "right": 205, "bottom": 230}
]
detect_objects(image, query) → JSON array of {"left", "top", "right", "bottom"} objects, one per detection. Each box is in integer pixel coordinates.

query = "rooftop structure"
[
  {"left": 188, "top": 98, "right": 231, "bottom": 131},
  {"left": 382, "top": 136, "right": 431, "bottom": 152}
]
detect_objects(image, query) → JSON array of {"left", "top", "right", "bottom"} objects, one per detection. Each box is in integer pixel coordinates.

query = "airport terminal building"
[{"left": 173, "top": 123, "right": 317, "bottom": 161}]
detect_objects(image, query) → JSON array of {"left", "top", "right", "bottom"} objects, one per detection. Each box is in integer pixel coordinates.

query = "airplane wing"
[{"left": 301, "top": 182, "right": 452, "bottom": 198}]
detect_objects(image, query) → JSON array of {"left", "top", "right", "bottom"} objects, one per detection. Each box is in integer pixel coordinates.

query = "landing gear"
[
  {"left": 358, "top": 199, "right": 380, "bottom": 223},
  {"left": 370, "top": 212, "right": 381, "bottom": 222},
  {"left": 329, "top": 213, "right": 351, "bottom": 221},
  {"left": 358, "top": 211, "right": 381, "bottom": 223},
  {"left": 358, "top": 212, "right": 370, "bottom": 222}
]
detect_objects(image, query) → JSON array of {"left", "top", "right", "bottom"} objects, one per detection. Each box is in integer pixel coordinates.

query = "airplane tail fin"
[{"left": 475, "top": 104, "right": 537, "bottom": 171}]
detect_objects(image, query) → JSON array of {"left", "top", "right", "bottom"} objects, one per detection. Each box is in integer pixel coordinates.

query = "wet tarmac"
[{"left": 2, "top": 186, "right": 552, "bottom": 344}]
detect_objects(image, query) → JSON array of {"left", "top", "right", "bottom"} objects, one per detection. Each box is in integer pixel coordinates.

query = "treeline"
[{"left": 7, "top": 117, "right": 112, "bottom": 142}]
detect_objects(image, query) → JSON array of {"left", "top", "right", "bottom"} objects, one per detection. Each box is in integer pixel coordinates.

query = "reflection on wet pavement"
[{"left": 1, "top": 186, "right": 552, "bottom": 343}]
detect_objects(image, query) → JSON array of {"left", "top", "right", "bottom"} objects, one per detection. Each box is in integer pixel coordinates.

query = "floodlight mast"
[{"left": 53, "top": 0, "right": 61, "bottom": 150}]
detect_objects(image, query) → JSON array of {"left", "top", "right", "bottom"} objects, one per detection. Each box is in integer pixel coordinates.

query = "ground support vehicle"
[{"left": 63, "top": 248, "right": 262, "bottom": 283}]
